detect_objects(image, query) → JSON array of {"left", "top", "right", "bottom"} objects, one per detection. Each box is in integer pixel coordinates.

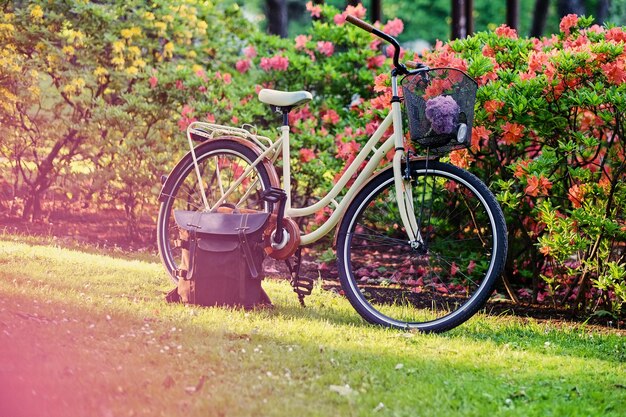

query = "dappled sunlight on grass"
[{"left": 1, "top": 239, "right": 625, "bottom": 417}]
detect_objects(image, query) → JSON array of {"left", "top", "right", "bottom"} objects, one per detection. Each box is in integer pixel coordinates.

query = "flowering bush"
[{"left": 420, "top": 15, "right": 626, "bottom": 316}]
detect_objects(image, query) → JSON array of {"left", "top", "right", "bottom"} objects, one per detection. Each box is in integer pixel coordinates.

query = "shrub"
[{"left": 420, "top": 16, "right": 626, "bottom": 316}]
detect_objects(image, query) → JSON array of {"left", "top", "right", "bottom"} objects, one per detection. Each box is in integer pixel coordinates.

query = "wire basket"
[{"left": 402, "top": 68, "right": 478, "bottom": 154}]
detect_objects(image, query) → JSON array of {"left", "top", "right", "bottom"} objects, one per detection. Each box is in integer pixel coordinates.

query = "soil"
[{"left": 1, "top": 210, "right": 624, "bottom": 332}]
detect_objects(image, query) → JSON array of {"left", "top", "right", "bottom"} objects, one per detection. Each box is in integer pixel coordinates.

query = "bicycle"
[{"left": 156, "top": 15, "right": 508, "bottom": 333}]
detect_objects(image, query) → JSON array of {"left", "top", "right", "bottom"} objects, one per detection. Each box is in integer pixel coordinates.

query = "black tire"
[
  {"left": 157, "top": 139, "right": 273, "bottom": 283},
  {"left": 336, "top": 160, "right": 507, "bottom": 332}
]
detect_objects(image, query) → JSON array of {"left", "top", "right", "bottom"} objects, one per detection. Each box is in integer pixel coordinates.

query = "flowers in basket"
[{"left": 424, "top": 95, "right": 460, "bottom": 135}]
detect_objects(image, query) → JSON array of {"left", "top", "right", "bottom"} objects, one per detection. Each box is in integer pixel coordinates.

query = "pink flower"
[
  {"left": 467, "top": 260, "right": 476, "bottom": 275},
  {"left": 295, "top": 35, "right": 311, "bottom": 50},
  {"left": 222, "top": 73, "right": 232, "bottom": 85},
  {"left": 260, "top": 55, "right": 289, "bottom": 71},
  {"left": 149, "top": 75, "right": 158, "bottom": 88},
  {"left": 175, "top": 80, "right": 185, "bottom": 90},
  {"left": 181, "top": 105, "right": 194, "bottom": 117},
  {"left": 243, "top": 46, "right": 257, "bottom": 59},
  {"left": 317, "top": 41, "right": 334, "bottom": 57},
  {"left": 450, "top": 262, "right": 459, "bottom": 277},
  {"left": 345, "top": 3, "right": 366, "bottom": 19},
  {"left": 559, "top": 14, "right": 579, "bottom": 36},
  {"left": 334, "top": 13, "right": 346, "bottom": 25},
  {"left": 384, "top": 18, "right": 404, "bottom": 37},
  {"left": 272, "top": 55, "right": 289, "bottom": 71},
  {"left": 236, "top": 59, "right": 251, "bottom": 74},
  {"left": 305, "top": 1, "right": 321, "bottom": 18},
  {"left": 231, "top": 116, "right": 239, "bottom": 125},
  {"left": 206, "top": 113, "right": 215, "bottom": 123},
  {"left": 365, "top": 120, "right": 380, "bottom": 135},
  {"left": 195, "top": 68, "right": 208, "bottom": 82}
]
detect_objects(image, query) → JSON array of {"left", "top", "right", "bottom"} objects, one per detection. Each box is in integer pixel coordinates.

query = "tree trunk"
[
  {"left": 506, "top": 0, "right": 520, "bottom": 30},
  {"left": 266, "top": 0, "right": 288, "bottom": 38},
  {"left": 530, "top": 0, "right": 550, "bottom": 37},
  {"left": 466, "top": 0, "right": 474, "bottom": 35},
  {"left": 596, "top": 0, "right": 610, "bottom": 24},
  {"left": 451, "top": 0, "right": 467, "bottom": 39},
  {"left": 557, "top": 0, "right": 585, "bottom": 16}
]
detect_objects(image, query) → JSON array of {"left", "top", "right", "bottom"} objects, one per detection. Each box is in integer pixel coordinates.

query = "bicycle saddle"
[{"left": 258, "top": 89, "right": 312, "bottom": 108}]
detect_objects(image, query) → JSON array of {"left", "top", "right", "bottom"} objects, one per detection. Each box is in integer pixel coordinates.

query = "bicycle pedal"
[{"left": 292, "top": 276, "right": 314, "bottom": 296}]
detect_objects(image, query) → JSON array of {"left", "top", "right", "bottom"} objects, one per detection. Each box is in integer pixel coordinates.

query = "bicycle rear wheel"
[
  {"left": 157, "top": 139, "right": 273, "bottom": 282},
  {"left": 336, "top": 160, "right": 507, "bottom": 332}
]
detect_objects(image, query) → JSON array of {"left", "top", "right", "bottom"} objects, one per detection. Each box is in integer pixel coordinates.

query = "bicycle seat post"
[{"left": 270, "top": 105, "right": 293, "bottom": 212}]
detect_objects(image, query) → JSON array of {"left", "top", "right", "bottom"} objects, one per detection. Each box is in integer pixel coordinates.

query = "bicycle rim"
[
  {"left": 157, "top": 141, "right": 271, "bottom": 282},
  {"left": 338, "top": 160, "right": 506, "bottom": 332}
]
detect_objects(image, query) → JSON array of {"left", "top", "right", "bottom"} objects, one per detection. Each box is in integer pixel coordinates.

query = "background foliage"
[{"left": 1, "top": 1, "right": 625, "bottom": 318}]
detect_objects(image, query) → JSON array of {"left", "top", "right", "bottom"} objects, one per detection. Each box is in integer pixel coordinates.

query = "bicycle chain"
[{"left": 285, "top": 247, "right": 314, "bottom": 307}]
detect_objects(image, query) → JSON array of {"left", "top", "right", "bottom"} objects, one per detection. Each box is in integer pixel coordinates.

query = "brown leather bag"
[{"left": 167, "top": 210, "right": 272, "bottom": 309}]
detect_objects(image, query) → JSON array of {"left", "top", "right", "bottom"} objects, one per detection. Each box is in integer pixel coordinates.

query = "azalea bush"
[
  {"left": 420, "top": 15, "right": 626, "bottom": 316},
  {"left": 177, "top": 2, "right": 404, "bottom": 228}
]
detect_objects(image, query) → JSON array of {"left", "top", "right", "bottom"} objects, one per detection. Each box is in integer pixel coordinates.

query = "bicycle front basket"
[{"left": 402, "top": 68, "right": 478, "bottom": 154}]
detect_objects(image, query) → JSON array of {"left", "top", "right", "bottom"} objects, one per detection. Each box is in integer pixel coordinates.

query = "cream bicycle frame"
[{"left": 186, "top": 75, "right": 419, "bottom": 246}]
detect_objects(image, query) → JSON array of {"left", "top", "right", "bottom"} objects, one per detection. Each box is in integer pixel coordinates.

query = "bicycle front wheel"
[
  {"left": 336, "top": 160, "right": 507, "bottom": 332},
  {"left": 157, "top": 139, "right": 273, "bottom": 282}
]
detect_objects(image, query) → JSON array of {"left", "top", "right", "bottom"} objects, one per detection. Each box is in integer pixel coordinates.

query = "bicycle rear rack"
[
  {"left": 184, "top": 122, "right": 280, "bottom": 212},
  {"left": 186, "top": 121, "right": 275, "bottom": 153}
]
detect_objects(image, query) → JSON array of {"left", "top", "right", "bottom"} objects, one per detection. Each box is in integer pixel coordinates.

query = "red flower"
[
  {"left": 525, "top": 175, "right": 552, "bottom": 197},
  {"left": 471, "top": 125, "right": 491, "bottom": 148},
  {"left": 299, "top": 148, "right": 315, "bottom": 163},
  {"left": 484, "top": 100, "right": 504, "bottom": 115},
  {"left": 367, "top": 55, "right": 386, "bottom": 69},
  {"left": 450, "top": 149, "right": 471, "bottom": 169},
  {"left": 494, "top": 24, "right": 518, "bottom": 39},
  {"left": 501, "top": 122, "right": 524, "bottom": 145},
  {"left": 568, "top": 184, "right": 584, "bottom": 208},
  {"left": 373, "top": 73, "right": 389, "bottom": 92},
  {"left": 601, "top": 61, "right": 626, "bottom": 85},
  {"left": 322, "top": 109, "right": 340, "bottom": 125},
  {"left": 149, "top": 75, "right": 158, "bottom": 88}
]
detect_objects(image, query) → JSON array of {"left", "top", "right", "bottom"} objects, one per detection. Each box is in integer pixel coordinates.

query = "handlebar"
[{"left": 345, "top": 15, "right": 408, "bottom": 75}]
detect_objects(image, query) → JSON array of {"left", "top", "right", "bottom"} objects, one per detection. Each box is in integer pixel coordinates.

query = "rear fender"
[{"left": 158, "top": 135, "right": 280, "bottom": 203}]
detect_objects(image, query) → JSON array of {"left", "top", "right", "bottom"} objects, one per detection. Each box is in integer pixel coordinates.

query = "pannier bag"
[{"left": 167, "top": 209, "right": 272, "bottom": 309}]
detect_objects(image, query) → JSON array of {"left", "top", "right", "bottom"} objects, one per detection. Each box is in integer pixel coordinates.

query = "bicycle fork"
[{"left": 389, "top": 73, "right": 422, "bottom": 247}]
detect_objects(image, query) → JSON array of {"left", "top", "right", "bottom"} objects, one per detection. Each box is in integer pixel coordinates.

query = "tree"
[{"left": 1, "top": 0, "right": 254, "bottom": 238}]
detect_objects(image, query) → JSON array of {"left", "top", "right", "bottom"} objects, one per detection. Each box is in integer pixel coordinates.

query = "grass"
[{"left": 0, "top": 238, "right": 624, "bottom": 417}]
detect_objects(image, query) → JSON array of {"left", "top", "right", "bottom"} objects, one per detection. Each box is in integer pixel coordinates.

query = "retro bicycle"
[{"left": 156, "top": 15, "right": 508, "bottom": 332}]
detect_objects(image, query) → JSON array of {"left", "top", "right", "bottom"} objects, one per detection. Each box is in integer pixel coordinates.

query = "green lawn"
[{"left": 0, "top": 238, "right": 624, "bottom": 417}]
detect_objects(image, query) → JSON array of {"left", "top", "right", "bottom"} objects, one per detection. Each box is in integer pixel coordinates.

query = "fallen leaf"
[{"left": 163, "top": 375, "right": 175, "bottom": 389}]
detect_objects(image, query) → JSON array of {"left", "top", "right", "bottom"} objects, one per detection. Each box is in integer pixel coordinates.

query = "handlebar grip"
[{"left": 346, "top": 15, "right": 375, "bottom": 33}]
